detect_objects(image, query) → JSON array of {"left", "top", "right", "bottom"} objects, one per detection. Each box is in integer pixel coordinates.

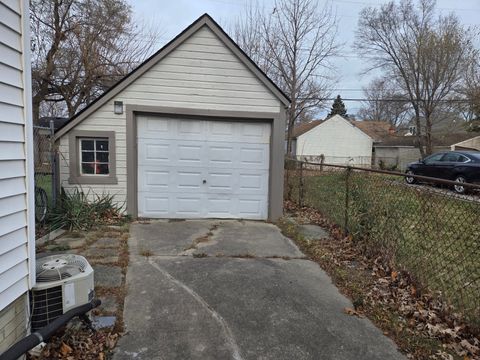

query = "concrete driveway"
[{"left": 113, "top": 220, "right": 405, "bottom": 360}]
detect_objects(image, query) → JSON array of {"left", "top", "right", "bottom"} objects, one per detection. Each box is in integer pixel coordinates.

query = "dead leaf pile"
[
  {"left": 283, "top": 200, "right": 480, "bottom": 359},
  {"left": 27, "top": 327, "right": 119, "bottom": 360}
]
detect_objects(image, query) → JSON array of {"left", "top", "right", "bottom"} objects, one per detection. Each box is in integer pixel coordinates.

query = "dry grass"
[{"left": 279, "top": 203, "right": 480, "bottom": 359}]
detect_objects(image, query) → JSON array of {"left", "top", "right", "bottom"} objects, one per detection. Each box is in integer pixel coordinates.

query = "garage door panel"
[
  {"left": 138, "top": 140, "right": 171, "bottom": 165},
  {"left": 177, "top": 144, "right": 205, "bottom": 165},
  {"left": 240, "top": 123, "right": 270, "bottom": 143},
  {"left": 239, "top": 146, "right": 268, "bottom": 168},
  {"left": 206, "top": 142, "right": 269, "bottom": 170},
  {"left": 139, "top": 195, "right": 169, "bottom": 216},
  {"left": 238, "top": 172, "right": 267, "bottom": 193},
  {"left": 177, "top": 170, "right": 203, "bottom": 190},
  {"left": 176, "top": 196, "right": 203, "bottom": 215},
  {"left": 207, "top": 172, "right": 233, "bottom": 192},
  {"left": 207, "top": 145, "right": 234, "bottom": 166},
  {"left": 238, "top": 198, "right": 266, "bottom": 219},
  {"left": 137, "top": 115, "right": 270, "bottom": 219},
  {"left": 140, "top": 166, "right": 207, "bottom": 193},
  {"left": 144, "top": 170, "right": 169, "bottom": 189},
  {"left": 143, "top": 116, "right": 170, "bottom": 134}
]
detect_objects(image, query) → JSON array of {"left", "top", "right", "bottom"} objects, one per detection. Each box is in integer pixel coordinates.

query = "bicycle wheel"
[{"left": 35, "top": 187, "right": 48, "bottom": 223}]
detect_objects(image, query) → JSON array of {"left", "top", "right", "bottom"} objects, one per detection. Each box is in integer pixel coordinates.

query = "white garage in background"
[{"left": 55, "top": 14, "right": 290, "bottom": 221}]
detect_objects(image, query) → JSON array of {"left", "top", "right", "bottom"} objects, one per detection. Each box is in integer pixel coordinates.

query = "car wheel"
[
  {"left": 453, "top": 175, "right": 467, "bottom": 194},
  {"left": 405, "top": 170, "right": 416, "bottom": 184}
]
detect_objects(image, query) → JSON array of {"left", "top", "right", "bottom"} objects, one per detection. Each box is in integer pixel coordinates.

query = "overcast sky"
[{"left": 128, "top": 0, "right": 480, "bottom": 117}]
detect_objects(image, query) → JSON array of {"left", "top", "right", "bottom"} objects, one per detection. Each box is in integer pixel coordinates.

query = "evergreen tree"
[{"left": 328, "top": 95, "right": 348, "bottom": 117}]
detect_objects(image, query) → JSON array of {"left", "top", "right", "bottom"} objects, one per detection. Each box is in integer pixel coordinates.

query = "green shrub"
[{"left": 50, "top": 188, "right": 124, "bottom": 231}]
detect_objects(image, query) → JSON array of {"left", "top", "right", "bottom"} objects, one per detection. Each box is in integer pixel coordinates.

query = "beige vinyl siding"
[
  {"left": 59, "top": 25, "right": 282, "bottom": 207},
  {"left": 0, "top": 0, "right": 31, "bottom": 313}
]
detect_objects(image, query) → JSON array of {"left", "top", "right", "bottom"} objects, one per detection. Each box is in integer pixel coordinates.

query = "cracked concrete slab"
[
  {"left": 114, "top": 220, "right": 405, "bottom": 360},
  {"left": 130, "top": 220, "right": 303, "bottom": 258}
]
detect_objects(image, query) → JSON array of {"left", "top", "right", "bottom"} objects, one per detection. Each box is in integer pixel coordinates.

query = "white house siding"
[
  {"left": 0, "top": 0, "right": 34, "bottom": 352},
  {"left": 295, "top": 115, "right": 373, "bottom": 166},
  {"left": 58, "top": 25, "right": 281, "bottom": 207}
]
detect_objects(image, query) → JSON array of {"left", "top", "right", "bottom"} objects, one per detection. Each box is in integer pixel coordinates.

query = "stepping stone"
[
  {"left": 298, "top": 224, "right": 330, "bottom": 240},
  {"left": 83, "top": 247, "right": 118, "bottom": 259},
  {"left": 90, "top": 256, "right": 120, "bottom": 265},
  {"left": 91, "top": 237, "right": 120, "bottom": 249},
  {"left": 55, "top": 238, "right": 87, "bottom": 249},
  {"left": 93, "top": 265, "right": 123, "bottom": 288},
  {"left": 97, "top": 296, "right": 118, "bottom": 314}
]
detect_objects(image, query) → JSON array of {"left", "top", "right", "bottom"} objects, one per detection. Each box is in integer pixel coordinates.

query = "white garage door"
[{"left": 137, "top": 115, "right": 270, "bottom": 219}]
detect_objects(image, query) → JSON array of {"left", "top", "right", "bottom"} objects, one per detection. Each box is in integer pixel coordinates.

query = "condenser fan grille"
[
  {"left": 30, "top": 286, "right": 63, "bottom": 332},
  {"left": 36, "top": 254, "right": 89, "bottom": 283}
]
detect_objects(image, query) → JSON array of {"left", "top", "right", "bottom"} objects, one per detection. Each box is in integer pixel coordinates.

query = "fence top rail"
[{"left": 286, "top": 157, "right": 480, "bottom": 190}]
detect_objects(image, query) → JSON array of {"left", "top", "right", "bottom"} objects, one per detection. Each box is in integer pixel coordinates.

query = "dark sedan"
[{"left": 405, "top": 151, "right": 480, "bottom": 194}]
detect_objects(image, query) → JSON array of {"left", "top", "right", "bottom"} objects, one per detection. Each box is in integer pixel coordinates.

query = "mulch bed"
[{"left": 281, "top": 200, "right": 479, "bottom": 360}]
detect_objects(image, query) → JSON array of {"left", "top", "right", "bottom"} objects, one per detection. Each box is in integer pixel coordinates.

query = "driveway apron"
[{"left": 113, "top": 220, "right": 405, "bottom": 360}]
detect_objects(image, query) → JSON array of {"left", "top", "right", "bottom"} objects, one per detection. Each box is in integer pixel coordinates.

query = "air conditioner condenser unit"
[{"left": 30, "top": 254, "right": 94, "bottom": 332}]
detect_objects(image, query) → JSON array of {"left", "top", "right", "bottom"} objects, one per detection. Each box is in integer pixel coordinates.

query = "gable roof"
[
  {"left": 351, "top": 121, "right": 393, "bottom": 142},
  {"left": 376, "top": 132, "right": 475, "bottom": 147},
  {"left": 55, "top": 13, "right": 290, "bottom": 139},
  {"left": 291, "top": 120, "right": 323, "bottom": 139},
  {"left": 292, "top": 116, "right": 393, "bottom": 142}
]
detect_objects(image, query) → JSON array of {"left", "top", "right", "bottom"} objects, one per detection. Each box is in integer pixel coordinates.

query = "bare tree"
[
  {"left": 355, "top": 0, "right": 476, "bottom": 156},
  {"left": 357, "top": 77, "right": 410, "bottom": 127},
  {"left": 30, "top": 0, "right": 160, "bottom": 121},
  {"left": 456, "top": 51, "right": 480, "bottom": 131},
  {"left": 232, "top": 0, "right": 341, "bottom": 155}
]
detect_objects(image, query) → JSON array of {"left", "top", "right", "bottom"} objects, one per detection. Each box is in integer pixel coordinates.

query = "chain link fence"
[
  {"left": 285, "top": 158, "right": 480, "bottom": 328},
  {"left": 33, "top": 122, "right": 58, "bottom": 225}
]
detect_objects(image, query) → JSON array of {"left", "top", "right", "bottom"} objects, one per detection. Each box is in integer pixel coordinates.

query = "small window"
[
  {"left": 69, "top": 131, "right": 117, "bottom": 185},
  {"left": 458, "top": 155, "right": 470, "bottom": 163},
  {"left": 79, "top": 138, "right": 110, "bottom": 175}
]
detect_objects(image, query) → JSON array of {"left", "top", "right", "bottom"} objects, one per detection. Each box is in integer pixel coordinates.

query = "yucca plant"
[{"left": 50, "top": 188, "right": 124, "bottom": 231}]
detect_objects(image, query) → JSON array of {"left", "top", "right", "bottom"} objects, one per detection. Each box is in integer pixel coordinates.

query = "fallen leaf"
[
  {"left": 60, "top": 342, "right": 73, "bottom": 356},
  {"left": 391, "top": 271, "right": 398, "bottom": 281},
  {"left": 343, "top": 307, "right": 364, "bottom": 318}
]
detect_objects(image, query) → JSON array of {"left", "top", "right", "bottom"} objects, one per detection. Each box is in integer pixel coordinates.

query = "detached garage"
[{"left": 55, "top": 14, "right": 289, "bottom": 221}]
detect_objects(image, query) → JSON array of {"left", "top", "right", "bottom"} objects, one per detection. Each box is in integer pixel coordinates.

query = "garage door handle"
[{"left": 203, "top": 180, "right": 207, "bottom": 184}]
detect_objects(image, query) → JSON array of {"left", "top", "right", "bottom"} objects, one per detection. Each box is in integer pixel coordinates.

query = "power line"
[
  {"left": 300, "top": 97, "right": 472, "bottom": 103},
  {"left": 330, "top": 0, "right": 480, "bottom": 12}
]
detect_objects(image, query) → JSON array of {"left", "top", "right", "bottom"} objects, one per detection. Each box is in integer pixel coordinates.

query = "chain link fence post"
[
  {"left": 49, "top": 120, "right": 57, "bottom": 208},
  {"left": 299, "top": 161, "right": 305, "bottom": 207},
  {"left": 344, "top": 166, "right": 351, "bottom": 235}
]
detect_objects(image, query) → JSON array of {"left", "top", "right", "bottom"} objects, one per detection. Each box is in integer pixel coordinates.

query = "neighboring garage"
[{"left": 55, "top": 14, "right": 289, "bottom": 221}]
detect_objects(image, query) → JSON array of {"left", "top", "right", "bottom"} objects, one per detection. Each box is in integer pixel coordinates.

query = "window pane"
[
  {"left": 442, "top": 153, "right": 459, "bottom": 162},
  {"left": 96, "top": 140, "right": 108, "bottom": 151},
  {"left": 96, "top": 152, "right": 109, "bottom": 163},
  {"left": 81, "top": 163, "right": 95, "bottom": 174},
  {"left": 81, "top": 140, "right": 94, "bottom": 151},
  {"left": 82, "top": 151, "right": 94, "bottom": 162},
  {"left": 96, "top": 164, "right": 109, "bottom": 175},
  {"left": 425, "top": 153, "right": 444, "bottom": 164}
]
